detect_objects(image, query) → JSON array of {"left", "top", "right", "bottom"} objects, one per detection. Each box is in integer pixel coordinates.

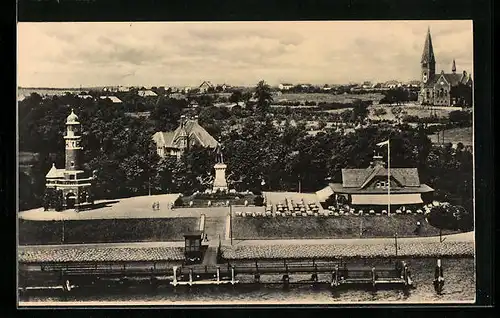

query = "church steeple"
[
  {"left": 421, "top": 27, "right": 436, "bottom": 84},
  {"left": 452, "top": 59, "right": 456, "bottom": 73}
]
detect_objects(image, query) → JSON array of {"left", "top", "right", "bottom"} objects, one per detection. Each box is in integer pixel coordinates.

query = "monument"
[{"left": 212, "top": 144, "right": 228, "bottom": 192}]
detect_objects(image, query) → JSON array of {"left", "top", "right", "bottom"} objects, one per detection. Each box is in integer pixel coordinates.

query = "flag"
[{"left": 376, "top": 140, "right": 389, "bottom": 146}]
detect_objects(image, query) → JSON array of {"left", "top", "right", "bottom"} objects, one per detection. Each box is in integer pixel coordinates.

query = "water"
[{"left": 19, "top": 258, "right": 475, "bottom": 305}]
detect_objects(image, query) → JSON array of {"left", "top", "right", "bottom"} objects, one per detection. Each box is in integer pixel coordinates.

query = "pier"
[{"left": 19, "top": 258, "right": 413, "bottom": 291}]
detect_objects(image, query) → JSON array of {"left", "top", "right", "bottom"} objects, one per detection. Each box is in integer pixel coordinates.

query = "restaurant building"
[{"left": 316, "top": 154, "right": 434, "bottom": 212}]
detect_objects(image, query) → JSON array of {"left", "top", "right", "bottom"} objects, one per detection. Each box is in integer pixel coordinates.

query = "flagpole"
[{"left": 387, "top": 139, "right": 391, "bottom": 216}]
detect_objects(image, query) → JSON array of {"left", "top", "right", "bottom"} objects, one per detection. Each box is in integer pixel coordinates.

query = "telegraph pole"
[
  {"left": 230, "top": 204, "right": 233, "bottom": 246},
  {"left": 61, "top": 219, "right": 65, "bottom": 244},
  {"left": 394, "top": 233, "right": 398, "bottom": 256}
]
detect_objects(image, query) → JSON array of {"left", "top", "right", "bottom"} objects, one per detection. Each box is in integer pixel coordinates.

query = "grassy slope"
[
  {"left": 232, "top": 215, "right": 458, "bottom": 240},
  {"left": 19, "top": 217, "right": 199, "bottom": 245}
]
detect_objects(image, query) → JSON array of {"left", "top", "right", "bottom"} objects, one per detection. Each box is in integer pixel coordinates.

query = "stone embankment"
[
  {"left": 19, "top": 246, "right": 185, "bottom": 263},
  {"left": 221, "top": 241, "right": 474, "bottom": 260}
]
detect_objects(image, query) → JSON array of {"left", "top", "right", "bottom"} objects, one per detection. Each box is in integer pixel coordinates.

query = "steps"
[{"left": 203, "top": 217, "right": 227, "bottom": 245}]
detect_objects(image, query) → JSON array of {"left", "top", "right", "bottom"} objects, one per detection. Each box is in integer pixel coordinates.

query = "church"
[
  {"left": 45, "top": 110, "right": 95, "bottom": 211},
  {"left": 152, "top": 115, "right": 219, "bottom": 159},
  {"left": 418, "top": 28, "right": 473, "bottom": 106}
]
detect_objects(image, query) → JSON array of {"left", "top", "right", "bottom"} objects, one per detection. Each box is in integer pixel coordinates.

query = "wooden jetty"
[{"left": 19, "top": 259, "right": 413, "bottom": 291}]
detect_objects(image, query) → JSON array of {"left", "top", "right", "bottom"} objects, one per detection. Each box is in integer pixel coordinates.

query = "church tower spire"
[
  {"left": 420, "top": 27, "right": 436, "bottom": 84},
  {"left": 452, "top": 59, "right": 456, "bottom": 73}
]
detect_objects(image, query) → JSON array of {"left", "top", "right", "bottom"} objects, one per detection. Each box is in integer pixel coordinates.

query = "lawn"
[
  {"left": 232, "top": 215, "right": 458, "bottom": 240},
  {"left": 19, "top": 217, "right": 199, "bottom": 245},
  {"left": 427, "top": 126, "right": 472, "bottom": 145}
]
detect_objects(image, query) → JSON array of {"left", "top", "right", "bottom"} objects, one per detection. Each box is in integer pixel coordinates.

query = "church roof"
[
  {"left": 341, "top": 165, "right": 422, "bottom": 188},
  {"left": 436, "top": 71, "right": 472, "bottom": 87},
  {"left": 153, "top": 119, "right": 219, "bottom": 149},
  {"left": 421, "top": 28, "right": 436, "bottom": 64},
  {"left": 46, "top": 163, "right": 65, "bottom": 179}
]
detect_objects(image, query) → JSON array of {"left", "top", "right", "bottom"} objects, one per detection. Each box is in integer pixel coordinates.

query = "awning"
[
  {"left": 351, "top": 193, "right": 423, "bottom": 205},
  {"left": 316, "top": 186, "right": 334, "bottom": 202}
]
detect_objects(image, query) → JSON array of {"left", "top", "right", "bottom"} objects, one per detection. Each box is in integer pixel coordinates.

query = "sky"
[{"left": 17, "top": 21, "right": 473, "bottom": 88}]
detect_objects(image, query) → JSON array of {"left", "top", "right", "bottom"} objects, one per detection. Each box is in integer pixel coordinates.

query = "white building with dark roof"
[{"left": 152, "top": 115, "right": 219, "bottom": 158}]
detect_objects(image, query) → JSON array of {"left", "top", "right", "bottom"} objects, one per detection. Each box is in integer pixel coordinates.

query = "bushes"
[
  {"left": 253, "top": 195, "right": 264, "bottom": 206},
  {"left": 426, "top": 204, "right": 473, "bottom": 231},
  {"left": 174, "top": 196, "right": 184, "bottom": 207}
]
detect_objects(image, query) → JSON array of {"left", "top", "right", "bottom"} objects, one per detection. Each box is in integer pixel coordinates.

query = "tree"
[
  {"left": 449, "top": 110, "right": 472, "bottom": 126},
  {"left": 229, "top": 90, "right": 243, "bottom": 103},
  {"left": 253, "top": 80, "right": 273, "bottom": 115},
  {"left": 450, "top": 83, "right": 472, "bottom": 107},
  {"left": 373, "top": 108, "right": 387, "bottom": 120},
  {"left": 253, "top": 195, "right": 264, "bottom": 206},
  {"left": 352, "top": 99, "right": 370, "bottom": 123}
]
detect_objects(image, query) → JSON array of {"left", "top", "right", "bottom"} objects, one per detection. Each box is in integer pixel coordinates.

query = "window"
[
  {"left": 70, "top": 161, "right": 75, "bottom": 167},
  {"left": 376, "top": 181, "right": 388, "bottom": 189}
]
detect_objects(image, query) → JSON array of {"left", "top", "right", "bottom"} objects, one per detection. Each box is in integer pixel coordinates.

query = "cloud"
[{"left": 17, "top": 21, "right": 473, "bottom": 87}]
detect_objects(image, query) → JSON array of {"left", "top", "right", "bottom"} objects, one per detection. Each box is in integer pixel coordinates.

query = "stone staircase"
[{"left": 203, "top": 216, "right": 227, "bottom": 246}]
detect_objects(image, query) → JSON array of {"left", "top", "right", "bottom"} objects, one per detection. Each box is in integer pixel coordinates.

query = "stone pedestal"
[{"left": 212, "top": 162, "right": 228, "bottom": 192}]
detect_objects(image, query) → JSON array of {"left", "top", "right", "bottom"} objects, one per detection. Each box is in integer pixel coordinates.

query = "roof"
[
  {"left": 423, "top": 76, "right": 438, "bottom": 88},
  {"left": 421, "top": 28, "right": 436, "bottom": 64},
  {"left": 440, "top": 72, "right": 471, "bottom": 87},
  {"left": 77, "top": 94, "right": 93, "bottom": 99},
  {"left": 341, "top": 165, "right": 421, "bottom": 188},
  {"left": 66, "top": 109, "right": 79, "bottom": 124},
  {"left": 138, "top": 90, "right": 158, "bottom": 97},
  {"left": 100, "top": 96, "right": 122, "bottom": 103},
  {"left": 329, "top": 183, "right": 434, "bottom": 194},
  {"left": 384, "top": 80, "right": 400, "bottom": 86},
  {"left": 46, "top": 163, "right": 65, "bottom": 179},
  {"left": 199, "top": 81, "right": 214, "bottom": 88},
  {"left": 184, "top": 230, "right": 203, "bottom": 238},
  {"left": 19, "top": 246, "right": 185, "bottom": 263},
  {"left": 153, "top": 119, "right": 219, "bottom": 149}
]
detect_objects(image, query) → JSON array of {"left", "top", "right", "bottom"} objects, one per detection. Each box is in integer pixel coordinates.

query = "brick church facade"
[{"left": 418, "top": 28, "right": 473, "bottom": 106}]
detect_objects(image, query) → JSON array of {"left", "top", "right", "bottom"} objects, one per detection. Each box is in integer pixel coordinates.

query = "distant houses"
[
  {"left": 199, "top": 81, "right": 214, "bottom": 94},
  {"left": 99, "top": 96, "right": 123, "bottom": 104},
  {"left": 77, "top": 94, "right": 93, "bottom": 100},
  {"left": 138, "top": 90, "right": 158, "bottom": 97},
  {"left": 278, "top": 83, "right": 294, "bottom": 91},
  {"left": 384, "top": 80, "right": 402, "bottom": 89}
]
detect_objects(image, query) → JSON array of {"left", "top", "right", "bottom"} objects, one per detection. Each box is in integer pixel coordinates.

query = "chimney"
[
  {"left": 372, "top": 153, "right": 385, "bottom": 168},
  {"left": 180, "top": 115, "right": 187, "bottom": 127},
  {"left": 452, "top": 59, "right": 456, "bottom": 73},
  {"left": 193, "top": 115, "right": 199, "bottom": 123}
]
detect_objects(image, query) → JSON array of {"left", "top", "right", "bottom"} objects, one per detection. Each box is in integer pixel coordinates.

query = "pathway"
[
  {"left": 229, "top": 231, "right": 474, "bottom": 247},
  {"left": 19, "top": 206, "right": 237, "bottom": 221}
]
